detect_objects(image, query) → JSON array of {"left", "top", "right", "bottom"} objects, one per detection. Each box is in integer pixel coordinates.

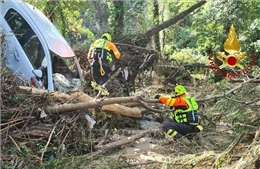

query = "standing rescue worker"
[
  {"left": 155, "top": 85, "right": 203, "bottom": 140},
  {"left": 87, "top": 33, "right": 121, "bottom": 85}
]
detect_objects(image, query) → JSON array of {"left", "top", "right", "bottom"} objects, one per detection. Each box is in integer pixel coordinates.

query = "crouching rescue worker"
[
  {"left": 154, "top": 85, "right": 203, "bottom": 141},
  {"left": 87, "top": 33, "right": 121, "bottom": 85}
]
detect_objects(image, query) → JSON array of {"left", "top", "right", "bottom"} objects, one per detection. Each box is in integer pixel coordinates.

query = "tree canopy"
[{"left": 25, "top": 0, "right": 259, "bottom": 58}]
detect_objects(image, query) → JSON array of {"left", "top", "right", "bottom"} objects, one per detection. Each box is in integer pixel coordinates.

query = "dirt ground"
[{"left": 80, "top": 121, "right": 255, "bottom": 169}]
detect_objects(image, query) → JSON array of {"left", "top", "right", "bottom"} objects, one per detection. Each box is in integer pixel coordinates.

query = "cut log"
[
  {"left": 18, "top": 87, "right": 142, "bottom": 118},
  {"left": 45, "top": 92, "right": 142, "bottom": 118},
  {"left": 18, "top": 86, "right": 72, "bottom": 100}
]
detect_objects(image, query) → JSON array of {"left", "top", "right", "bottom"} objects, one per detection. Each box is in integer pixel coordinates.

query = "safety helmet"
[
  {"left": 101, "top": 33, "right": 112, "bottom": 41},
  {"left": 174, "top": 85, "right": 186, "bottom": 96}
]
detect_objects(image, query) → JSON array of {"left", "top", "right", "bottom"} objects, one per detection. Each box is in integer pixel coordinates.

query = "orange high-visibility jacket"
[{"left": 159, "top": 94, "right": 189, "bottom": 110}]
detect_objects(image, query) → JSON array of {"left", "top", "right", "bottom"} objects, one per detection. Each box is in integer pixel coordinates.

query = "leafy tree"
[
  {"left": 153, "top": 0, "right": 160, "bottom": 52},
  {"left": 25, "top": 0, "right": 94, "bottom": 47},
  {"left": 109, "top": 1, "right": 124, "bottom": 39},
  {"left": 192, "top": 0, "right": 260, "bottom": 58},
  {"left": 145, "top": 1, "right": 206, "bottom": 55}
]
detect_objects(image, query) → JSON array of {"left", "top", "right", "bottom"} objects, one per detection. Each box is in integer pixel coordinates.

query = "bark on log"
[
  {"left": 45, "top": 93, "right": 142, "bottom": 118},
  {"left": 18, "top": 87, "right": 142, "bottom": 118},
  {"left": 18, "top": 86, "right": 72, "bottom": 100}
]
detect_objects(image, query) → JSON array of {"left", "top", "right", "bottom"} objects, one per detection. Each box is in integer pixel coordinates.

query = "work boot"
[
  {"left": 194, "top": 132, "right": 203, "bottom": 145},
  {"left": 177, "top": 137, "right": 191, "bottom": 146},
  {"left": 165, "top": 133, "right": 175, "bottom": 141},
  {"left": 157, "top": 133, "right": 174, "bottom": 146}
]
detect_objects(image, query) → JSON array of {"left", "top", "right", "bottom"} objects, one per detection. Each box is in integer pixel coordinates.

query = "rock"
[{"left": 140, "top": 120, "right": 161, "bottom": 130}]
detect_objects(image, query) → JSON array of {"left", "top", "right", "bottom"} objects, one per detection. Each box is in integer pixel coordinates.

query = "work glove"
[{"left": 154, "top": 94, "right": 161, "bottom": 99}]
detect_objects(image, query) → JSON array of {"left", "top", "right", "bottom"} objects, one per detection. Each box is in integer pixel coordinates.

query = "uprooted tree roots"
[{"left": 76, "top": 42, "right": 159, "bottom": 96}]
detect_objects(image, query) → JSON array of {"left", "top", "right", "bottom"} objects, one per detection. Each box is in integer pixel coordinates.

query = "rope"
[
  {"left": 98, "top": 57, "right": 105, "bottom": 76},
  {"left": 98, "top": 40, "right": 107, "bottom": 76}
]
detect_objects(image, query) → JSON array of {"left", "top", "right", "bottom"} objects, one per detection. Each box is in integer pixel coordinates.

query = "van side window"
[
  {"left": 52, "top": 54, "right": 75, "bottom": 80},
  {"left": 4, "top": 9, "right": 45, "bottom": 69}
]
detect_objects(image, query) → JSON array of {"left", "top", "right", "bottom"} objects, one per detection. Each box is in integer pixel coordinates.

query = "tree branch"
[
  {"left": 145, "top": 1, "right": 206, "bottom": 37},
  {"left": 94, "top": 130, "right": 149, "bottom": 152},
  {"left": 196, "top": 77, "right": 259, "bottom": 103}
]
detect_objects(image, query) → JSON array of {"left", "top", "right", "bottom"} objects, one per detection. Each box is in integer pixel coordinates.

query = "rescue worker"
[
  {"left": 87, "top": 33, "right": 121, "bottom": 85},
  {"left": 154, "top": 84, "right": 203, "bottom": 140}
]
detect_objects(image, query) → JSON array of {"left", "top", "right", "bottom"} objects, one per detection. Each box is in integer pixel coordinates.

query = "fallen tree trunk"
[
  {"left": 19, "top": 76, "right": 258, "bottom": 117},
  {"left": 145, "top": 1, "right": 206, "bottom": 37},
  {"left": 94, "top": 130, "right": 149, "bottom": 152},
  {"left": 45, "top": 96, "right": 142, "bottom": 118},
  {"left": 18, "top": 87, "right": 142, "bottom": 118}
]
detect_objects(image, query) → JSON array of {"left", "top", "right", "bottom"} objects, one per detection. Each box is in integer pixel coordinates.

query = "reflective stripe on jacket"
[{"left": 159, "top": 94, "right": 199, "bottom": 124}]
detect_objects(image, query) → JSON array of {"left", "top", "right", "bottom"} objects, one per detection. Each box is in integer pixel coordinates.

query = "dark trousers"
[
  {"left": 91, "top": 50, "right": 112, "bottom": 85},
  {"left": 91, "top": 61, "right": 111, "bottom": 85},
  {"left": 162, "top": 121, "right": 200, "bottom": 139}
]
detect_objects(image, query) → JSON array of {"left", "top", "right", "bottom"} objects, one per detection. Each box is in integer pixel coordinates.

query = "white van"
[{"left": 1, "top": 0, "right": 83, "bottom": 92}]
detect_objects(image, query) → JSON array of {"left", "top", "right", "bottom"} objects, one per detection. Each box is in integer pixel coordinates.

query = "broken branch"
[{"left": 94, "top": 130, "right": 149, "bottom": 152}]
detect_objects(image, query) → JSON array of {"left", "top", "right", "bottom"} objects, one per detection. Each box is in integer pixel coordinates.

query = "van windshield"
[
  {"left": 5, "top": 9, "right": 80, "bottom": 78},
  {"left": 4, "top": 8, "right": 45, "bottom": 69}
]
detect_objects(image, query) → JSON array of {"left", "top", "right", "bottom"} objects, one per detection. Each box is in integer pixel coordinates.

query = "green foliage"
[
  {"left": 44, "top": 156, "right": 85, "bottom": 169},
  {"left": 108, "top": 1, "right": 153, "bottom": 36},
  {"left": 205, "top": 81, "right": 260, "bottom": 133},
  {"left": 215, "top": 154, "right": 231, "bottom": 169},
  {"left": 90, "top": 81, "right": 109, "bottom": 96},
  {"left": 190, "top": 73, "right": 206, "bottom": 81},
  {"left": 159, "top": 1, "right": 204, "bottom": 54},
  {"left": 23, "top": 0, "right": 259, "bottom": 58},
  {"left": 21, "top": 145, "right": 31, "bottom": 154},
  {"left": 43, "top": 155, "right": 129, "bottom": 169},
  {"left": 192, "top": 0, "right": 260, "bottom": 57},
  {"left": 108, "top": 1, "right": 124, "bottom": 37},
  {"left": 170, "top": 48, "right": 208, "bottom": 64},
  {"left": 25, "top": 0, "right": 94, "bottom": 49}
]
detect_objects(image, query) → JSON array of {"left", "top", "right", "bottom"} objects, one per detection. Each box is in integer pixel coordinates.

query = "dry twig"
[{"left": 40, "top": 119, "right": 60, "bottom": 163}]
